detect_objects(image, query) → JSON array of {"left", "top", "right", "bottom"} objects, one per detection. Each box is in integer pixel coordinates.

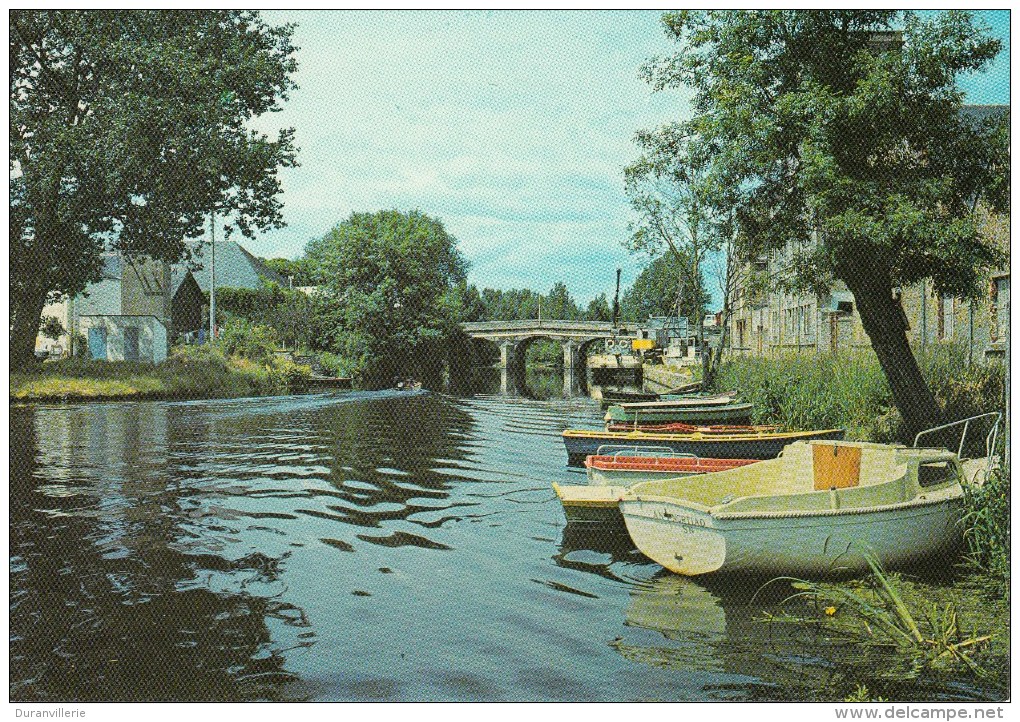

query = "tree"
[
  {"left": 647, "top": 10, "right": 1008, "bottom": 439},
  {"left": 304, "top": 210, "right": 468, "bottom": 384},
  {"left": 585, "top": 293, "right": 612, "bottom": 322},
  {"left": 620, "top": 253, "right": 711, "bottom": 325},
  {"left": 10, "top": 11, "right": 298, "bottom": 364},
  {"left": 39, "top": 315, "right": 65, "bottom": 342},
  {"left": 262, "top": 257, "right": 314, "bottom": 286},
  {"left": 624, "top": 126, "right": 733, "bottom": 382}
]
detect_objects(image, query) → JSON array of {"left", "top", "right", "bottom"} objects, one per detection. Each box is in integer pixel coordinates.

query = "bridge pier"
[
  {"left": 562, "top": 340, "right": 582, "bottom": 397},
  {"left": 499, "top": 340, "right": 519, "bottom": 395}
]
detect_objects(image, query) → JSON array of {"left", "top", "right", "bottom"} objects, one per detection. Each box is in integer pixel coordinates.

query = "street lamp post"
[{"left": 209, "top": 213, "right": 216, "bottom": 342}]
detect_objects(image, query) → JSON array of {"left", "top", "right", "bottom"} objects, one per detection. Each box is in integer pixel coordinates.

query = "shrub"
[{"left": 217, "top": 319, "right": 279, "bottom": 363}]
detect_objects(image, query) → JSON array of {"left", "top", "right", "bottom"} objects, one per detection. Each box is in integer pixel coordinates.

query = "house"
[
  {"left": 725, "top": 105, "right": 1009, "bottom": 363},
  {"left": 35, "top": 239, "right": 285, "bottom": 358},
  {"left": 36, "top": 253, "right": 173, "bottom": 363}
]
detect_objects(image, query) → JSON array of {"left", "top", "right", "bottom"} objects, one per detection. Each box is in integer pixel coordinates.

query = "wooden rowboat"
[
  {"left": 585, "top": 453, "right": 762, "bottom": 486},
  {"left": 620, "top": 439, "right": 971, "bottom": 577},
  {"left": 605, "top": 421, "right": 780, "bottom": 434},
  {"left": 562, "top": 427, "right": 844, "bottom": 466}
]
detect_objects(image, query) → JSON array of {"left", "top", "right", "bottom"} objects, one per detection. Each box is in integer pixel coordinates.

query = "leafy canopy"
[
  {"left": 304, "top": 210, "right": 468, "bottom": 377},
  {"left": 10, "top": 10, "right": 298, "bottom": 360},
  {"left": 646, "top": 10, "right": 1008, "bottom": 298}
]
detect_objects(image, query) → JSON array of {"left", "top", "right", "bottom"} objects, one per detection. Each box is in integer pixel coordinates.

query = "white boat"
[{"left": 620, "top": 414, "right": 1000, "bottom": 577}]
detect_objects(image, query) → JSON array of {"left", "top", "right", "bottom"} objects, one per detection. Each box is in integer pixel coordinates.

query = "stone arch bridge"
[{"left": 460, "top": 320, "right": 623, "bottom": 394}]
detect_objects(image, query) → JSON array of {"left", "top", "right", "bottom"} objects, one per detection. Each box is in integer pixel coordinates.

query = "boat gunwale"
[
  {"left": 623, "top": 487, "right": 964, "bottom": 521},
  {"left": 563, "top": 428, "right": 845, "bottom": 442}
]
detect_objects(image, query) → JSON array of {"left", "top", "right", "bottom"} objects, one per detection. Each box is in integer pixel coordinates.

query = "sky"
[{"left": 243, "top": 10, "right": 1010, "bottom": 307}]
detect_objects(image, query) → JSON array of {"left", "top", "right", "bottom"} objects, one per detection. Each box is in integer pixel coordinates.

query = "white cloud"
[{"left": 244, "top": 10, "right": 693, "bottom": 302}]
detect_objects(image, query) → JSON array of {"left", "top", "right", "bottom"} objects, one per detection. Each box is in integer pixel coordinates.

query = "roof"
[{"left": 171, "top": 240, "right": 288, "bottom": 294}]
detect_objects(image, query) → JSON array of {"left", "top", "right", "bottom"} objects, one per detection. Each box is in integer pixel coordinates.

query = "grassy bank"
[
  {"left": 10, "top": 345, "right": 310, "bottom": 402},
  {"left": 714, "top": 344, "right": 1005, "bottom": 441}
]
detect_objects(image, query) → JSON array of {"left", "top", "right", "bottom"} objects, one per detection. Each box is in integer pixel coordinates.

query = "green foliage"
[
  {"left": 917, "top": 342, "right": 1006, "bottom": 423},
  {"left": 715, "top": 352, "right": 891, "bottom": 438},
  {"left": 620, "top": 254, "right": 709, "bottom": 324},
  {"left": 216, "top": 318, "right": 280, "bottom": 363},
  {"left": 213, "top": 284, "right": 318, "bottom": 349},
  {"left": 10, "top": 10, "right": 299, "bottom": 363},
  {"left": 477, "top": 284, "right": 584, "bottom": 322},
  {"left": 10, "top": 344, "right": 294, "bottom": 401},
  {"left": 315, "top": 352, "right": 358, "bottom": 379},
  {"left": 961, "top": 464, "right": 1010, "bottom": 597},
  {"left": 645, "top": 9, "right": 1008, "bottom": 437},
  {"left": 303, "top": 209, "right": 467, "bottom": 384},
  {"left": 716, "top": 345, "right": 1006, "bottom": 442},
  {"left": 261, "top": 257, "right": 314, "bottom": 286},
  {"left": 777, "top": 556, "right": 995, "bottom": 681},
  {"left": 844, "top": 686, "right": 886, "bottom": 703},
  {"left": 586, "top": 293, "right": 612, "bottom": 322},
  {"left": 39, "top": 315, "right": 65, "bottom": 341}
]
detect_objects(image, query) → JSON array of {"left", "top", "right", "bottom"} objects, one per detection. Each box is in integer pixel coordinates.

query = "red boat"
[{"left": 584, "top": 453, "right": 761, "bottom": 485}]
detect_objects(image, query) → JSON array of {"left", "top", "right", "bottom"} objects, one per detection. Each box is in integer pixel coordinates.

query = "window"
[{"left": 801, "top": 304, "right": 814, "bottom": 337}]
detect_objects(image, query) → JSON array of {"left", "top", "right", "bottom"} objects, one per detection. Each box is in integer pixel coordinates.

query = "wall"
[{"left": 78, "top": 316, "right": 167, "bottom": 363}]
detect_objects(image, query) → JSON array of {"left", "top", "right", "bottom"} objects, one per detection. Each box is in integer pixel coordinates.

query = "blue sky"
[{"left": 245, "top": 10, "right": 1010, "bottom": 306}]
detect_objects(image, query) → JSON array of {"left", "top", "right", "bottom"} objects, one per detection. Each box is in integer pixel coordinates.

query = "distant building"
[
  {"left": 36, "top": 253, "right": 175, "bottom": 362},
  {"left": 35, "top": 239, "right": 293, "bottom": 359}
]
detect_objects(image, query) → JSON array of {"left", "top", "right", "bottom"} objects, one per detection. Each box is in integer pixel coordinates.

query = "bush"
[{"left": 217, "top": 319, "right": 279, "bottom": 363}]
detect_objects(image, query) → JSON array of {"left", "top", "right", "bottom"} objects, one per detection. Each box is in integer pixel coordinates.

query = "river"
[{"left": 9, "top": 386, "right": 1000, "bottom": 701}]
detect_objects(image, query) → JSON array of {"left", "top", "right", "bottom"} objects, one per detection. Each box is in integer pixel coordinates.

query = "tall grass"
[
  {"left": 714, "top": 351, "right": 892, "bottom": 438},
  {"left": 961, "top": 464, "right": 1010, "bottom": 597},
  {"left": 714, "top": 344, "right": 1006, "bottom": 442}
]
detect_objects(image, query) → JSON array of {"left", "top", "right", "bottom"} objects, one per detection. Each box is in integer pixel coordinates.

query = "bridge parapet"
[{"left": 461, "top": 320, "right": 620, "bottom": 335}]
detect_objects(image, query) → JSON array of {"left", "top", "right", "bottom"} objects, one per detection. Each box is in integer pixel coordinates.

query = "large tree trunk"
[
  {"left": 842, "top": 269, "right": 944, "bottom": 444},
  {"left": 10, "top": 283, "right": 49, "bottom": 368}
]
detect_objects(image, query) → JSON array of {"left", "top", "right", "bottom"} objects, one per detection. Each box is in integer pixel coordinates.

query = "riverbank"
[{"left": 10, "top": 346, "right": 311, "bottom": 403}]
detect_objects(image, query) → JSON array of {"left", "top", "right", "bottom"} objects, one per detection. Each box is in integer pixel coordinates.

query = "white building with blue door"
[{"left": 78, "top": 314, "right": 168, "bottom": 363}]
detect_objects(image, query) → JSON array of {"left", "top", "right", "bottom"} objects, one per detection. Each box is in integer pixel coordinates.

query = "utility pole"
[{"left": 208, "top": 213, "right": 216, "bottom": 342}]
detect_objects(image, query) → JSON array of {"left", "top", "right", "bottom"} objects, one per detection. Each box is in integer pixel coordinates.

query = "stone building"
[{"left": 726, "top": 106, "right": 1009, "bottom": 363}]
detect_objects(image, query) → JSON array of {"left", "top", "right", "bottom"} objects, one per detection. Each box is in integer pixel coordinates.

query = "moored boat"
[
  {"left": 605, "top": 401, "right": 754, "bottom": 426},
  {"left": 562, "top": 427, "right": 844, "bottom": 466},
  {"left": 553, "top": 453, "right": 762, "bottom": 526},
  {"left": 619, "top": 439, "right": 971, "bottom": 577},
  {"left": 600, "top": 389, "right": 661, "bottom": 407},
  {"left": 605, "top": 421, "right": 779, "bottom": 434},
  {"left": 585, "top": 453, "right": 762, "bottom": 485}
]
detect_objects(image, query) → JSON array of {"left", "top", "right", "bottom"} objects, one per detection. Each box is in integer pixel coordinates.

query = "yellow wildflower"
[{"left": 825, "top": 606, "right": 837, "bottom": 616}]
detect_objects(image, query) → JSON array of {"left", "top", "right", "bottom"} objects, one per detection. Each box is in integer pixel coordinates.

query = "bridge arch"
[{"left": 459, "top": 320, "right": 632, "bottom": 396}]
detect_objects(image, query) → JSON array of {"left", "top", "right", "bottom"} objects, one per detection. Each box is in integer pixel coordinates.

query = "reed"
[
  {"left": 961, "top": 463, "right": 1010, "bottom": 597},
  {"left": 771, "top": 555, "right": 996, "bottom": 681}
]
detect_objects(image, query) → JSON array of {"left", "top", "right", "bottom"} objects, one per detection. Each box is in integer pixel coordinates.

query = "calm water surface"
[{"left": 9, "top": 389, "right": 996, "bottom": 701}]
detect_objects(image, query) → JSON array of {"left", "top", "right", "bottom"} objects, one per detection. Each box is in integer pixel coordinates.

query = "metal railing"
[{"left": 913, "top": 411, "right": 1002, "bottom": 462}]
